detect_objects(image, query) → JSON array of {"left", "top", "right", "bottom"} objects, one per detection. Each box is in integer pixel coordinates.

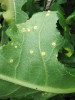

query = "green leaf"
[
  {"left": 6, "top": 87, "right": 38, "bottom": 98},
  {"left": 56, "top": 0, "right": 67, "bottom": 4},
  {"left": 0, "top": 0, "right": 28, "bottom": 25},
  {"left": 71, "top": 34, "right": 75, "bottom": 46},
  {"left": 66, "top": 11, "right": 75, "bottom": 25},
  {"left": 50, "top": 2, "right": 64, "bottom": 14},
  {"left": 23, "top": 0, "right": 41, "bottom": 17},
  {"left": 0, "top": 11, "right": 75, "bottom": 95}
]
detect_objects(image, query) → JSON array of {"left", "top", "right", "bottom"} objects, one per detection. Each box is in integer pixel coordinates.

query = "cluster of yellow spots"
[
  {"left": 21, "top": 27, "right": 31, "bottom": 32},
  {"left": 9, "top": 43, "right": 18, "bottom": 64},
  {"left": 51, "top": 42, "right": 56, "bottom": 47},
  {"left": 9, "top": 58, "right": 14, "bottom": 63},
  {"left": 21, "top": 25, "right": 38, "bottom": 33},
  {"left": 29, "top": 49, "right": 46, "bottom": 57},
  {"left": 11, "top": 43, "right": 18, "bottom": 49},
  {"left": 46, "top": 11, "right": 50, "bottom": 16}
]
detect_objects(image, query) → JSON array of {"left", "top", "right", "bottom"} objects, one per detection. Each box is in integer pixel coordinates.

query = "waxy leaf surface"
[{"left": 0, "top": 11, "right": 75, "bottom": 95}]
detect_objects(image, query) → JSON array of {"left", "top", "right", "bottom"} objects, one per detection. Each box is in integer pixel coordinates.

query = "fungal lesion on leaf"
[
  {"left": 51, "top": 42, "right": 56, "bottom": 47},
  {"left": 41, "top": 51, "right": 46, "bottom": 56},
  {"left": 9, "top": 58, "right": 14, "bottom": 64},
  {"left": 30, "top": 49, "right": 34, "bottom": 55},
  {"left": 33, "top": 25, "right": 38, "bottom": 30}
]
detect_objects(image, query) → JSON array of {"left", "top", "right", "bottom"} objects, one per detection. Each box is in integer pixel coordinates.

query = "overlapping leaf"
[
  {"left": 0, "top": 0, "right": 28, "bottom": 25},
  {"left": 56, "top": 0, "right": 67, "bottom": 4}
]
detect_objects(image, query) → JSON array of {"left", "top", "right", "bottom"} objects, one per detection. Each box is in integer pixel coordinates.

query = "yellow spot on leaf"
[
  {"left": 52, "top": 42, "right": 56, "bottom": 47},
  {"left": 47, "top": 11, "right": 50, "bottom": 13},
  {"left": 41, "top": 51, "right": 46, "bottom": 56},
  {"left": 56, "top": 54, "right": 58, "bottom": 57},
  {"left": 14, "top": 45, "right": 18, "bottom": 49},
  {"left": 30, "top": 50, "right": 34, "bottom": 54},
  {"left": 33, "top": 26, "right": 38, "bottom": 30},
  {"left": 9, "top": 59, "right": 14, "bottom": 63},
  {"left": 46, "top": 13, "right": 50, "bottom": 16}
]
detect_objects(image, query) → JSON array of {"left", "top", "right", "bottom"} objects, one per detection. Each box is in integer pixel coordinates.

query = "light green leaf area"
[
  {"left": 0, "top": 11, "right": 75, "bottom": 95},
  {"left": 0, "top": 0, "right": 28, "bottom": 25}
]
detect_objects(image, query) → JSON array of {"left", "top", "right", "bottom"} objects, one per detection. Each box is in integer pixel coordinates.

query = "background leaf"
[{"left": 0, "top": 0, "right": 28, "bottom": 25}]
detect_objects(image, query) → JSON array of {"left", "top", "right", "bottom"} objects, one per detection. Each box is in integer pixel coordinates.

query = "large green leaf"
[
  {"left": 0, "top": 0, "right": 28, "bottom": 25},
  {"left": 0, "top": 11, "right": 75, "bottom": 95}
]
